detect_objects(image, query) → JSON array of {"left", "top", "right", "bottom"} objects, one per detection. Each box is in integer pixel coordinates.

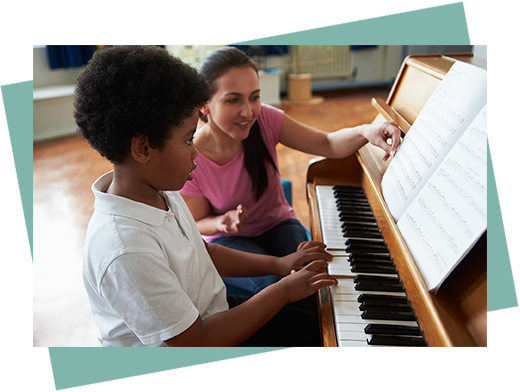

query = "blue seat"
[{"left": 281, "top": 178, "right": 312, "bottom": 241}]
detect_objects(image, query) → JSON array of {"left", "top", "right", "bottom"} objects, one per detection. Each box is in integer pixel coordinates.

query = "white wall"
[
  {"left": 33, "top": 47, "right": 85, "bottom": 141},
  {"left": 33, "top": 47, "right": 84, "bottom": 88}
]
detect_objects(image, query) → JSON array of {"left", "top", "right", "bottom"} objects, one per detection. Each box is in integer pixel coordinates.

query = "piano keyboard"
[{"left": 316, "top": 185, "right": 427, "bottom": 347}]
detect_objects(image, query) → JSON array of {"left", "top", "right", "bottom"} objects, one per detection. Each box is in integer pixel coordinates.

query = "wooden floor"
[{"left": 32, "top": 86, "right": 390, "bottom": 347}]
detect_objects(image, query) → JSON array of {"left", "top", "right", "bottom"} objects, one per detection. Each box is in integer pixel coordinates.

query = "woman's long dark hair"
[{"left": 198, "top": 46, "right": 277, "bottom": 201}]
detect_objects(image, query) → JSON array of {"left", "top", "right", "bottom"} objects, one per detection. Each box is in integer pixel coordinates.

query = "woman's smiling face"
[{"left": 203, "top": 66, "right": 262, "bottom": 141}]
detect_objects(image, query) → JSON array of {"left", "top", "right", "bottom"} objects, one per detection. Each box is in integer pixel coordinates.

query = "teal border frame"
[{"left": 4, "top": 1, "right": 519, "bottom": 391}]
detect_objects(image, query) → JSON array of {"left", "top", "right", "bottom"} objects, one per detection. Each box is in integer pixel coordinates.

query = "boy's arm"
[
  {"left": 204, "top": 241, "right": 332, "bottom": 278},
  {"left": 164, "top": 260, "right": 336, "bottom": 347}
]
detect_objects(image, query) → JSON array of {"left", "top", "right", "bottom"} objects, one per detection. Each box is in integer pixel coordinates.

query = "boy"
[{"left": 75, "top": 46, "right": 337, "bottom": 347}]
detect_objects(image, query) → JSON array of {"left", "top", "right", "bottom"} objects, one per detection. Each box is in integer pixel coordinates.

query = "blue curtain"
[
  {"left": 46, "top": 45, "right": 95, "bottom": 69},
  {"left": 230, "top": 45, "right": 289, "bottom": 56},
  {"left": 351, "top": 45, "right": 378, "bottom": 51}
]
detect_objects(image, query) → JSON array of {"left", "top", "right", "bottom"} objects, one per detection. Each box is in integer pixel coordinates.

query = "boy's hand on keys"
[
  {"left": 278, "top": 260, "right": 338, "bottom": 304},
  {"left": 274, "top": 241, "right": 333, "bottom": 276}
]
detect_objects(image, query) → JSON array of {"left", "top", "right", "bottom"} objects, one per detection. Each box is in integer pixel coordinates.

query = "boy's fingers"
[
  {"left": 310, "top": 277, "right": 338, "bottom": 292},
  {"left": 303, "top": 260, "right": 329, "bottom": 271}
]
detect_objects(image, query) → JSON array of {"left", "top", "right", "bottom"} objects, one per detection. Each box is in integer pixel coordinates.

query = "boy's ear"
[
  {"left": 200, "top": 105, "right": 210, "bottom": 116},
  {"left": 130, "top": 135, "right": 152, "bottom": 163}
]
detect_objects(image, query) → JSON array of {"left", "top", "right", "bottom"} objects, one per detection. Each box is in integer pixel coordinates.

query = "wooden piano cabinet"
[{"left": 307, "top": 54, "right": 487, "bottom": 347}]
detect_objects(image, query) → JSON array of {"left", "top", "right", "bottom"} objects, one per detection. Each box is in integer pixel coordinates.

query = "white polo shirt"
[{"left": 83, "top": 172, "right": 228, "bottom": 347}]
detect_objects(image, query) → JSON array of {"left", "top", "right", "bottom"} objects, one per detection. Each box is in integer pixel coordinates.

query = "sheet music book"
[{"left": 381, "top": 61, "right": 487, "bottom": 292}]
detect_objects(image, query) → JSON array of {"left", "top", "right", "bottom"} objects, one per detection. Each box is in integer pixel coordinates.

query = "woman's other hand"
[{"left": 217, "top": 204, "right": 249, "bottom": 233}]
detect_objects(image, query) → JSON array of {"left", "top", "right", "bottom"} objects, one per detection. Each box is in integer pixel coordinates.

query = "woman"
[{"left": 180, "top": 46, "right": 400, "bottom": 295}]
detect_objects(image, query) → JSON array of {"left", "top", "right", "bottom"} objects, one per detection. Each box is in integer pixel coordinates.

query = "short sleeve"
[
  {"left": 99, "top": 251, "right": 199, "bottom": 345},
  {"left": 257, "top": 104, "right": 285, "bottom": 148}
]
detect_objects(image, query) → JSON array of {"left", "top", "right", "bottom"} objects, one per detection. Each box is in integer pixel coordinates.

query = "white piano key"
[
  {"left": 337, "top": 331, "right": 369, "bottom": 341},
  {"left": 328, "top": 268, "right": 354, "bottom": 277},
  {"left": 327, "top": 256, "right": 355, "bottom": 277},
  {"left": 333, "top": 293, "right": 359, "bottom": 301},
  {"left": 324, "top": 240, "right": 347, "bottom": 250},
  {"left": 334, "top": 314, "right": 418, "bottom": 327},
  {"left": 326, "top": 249, "right": 351, "bottom": 257},
  {"left": 333, "top": 301, "right": 364, "bottom": 315},
  {"left": 338, "top": 340, "right": 370, "bottom": 347},
  {"left": 335, "top": 322, "right": 367, "bottom": 333}
]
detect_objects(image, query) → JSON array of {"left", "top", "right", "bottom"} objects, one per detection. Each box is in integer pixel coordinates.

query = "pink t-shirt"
[{"left": 181, "top": 104, "right": 297, "bottom": 242}]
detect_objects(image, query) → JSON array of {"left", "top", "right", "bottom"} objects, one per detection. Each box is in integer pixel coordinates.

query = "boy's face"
[{"left": 149, "top": 110, "right": 199, "bottom": 191}]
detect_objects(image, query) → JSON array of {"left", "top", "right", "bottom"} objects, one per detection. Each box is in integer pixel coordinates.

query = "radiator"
[{"left": 291, "top": 45, "right": 353, "bottom": 79}]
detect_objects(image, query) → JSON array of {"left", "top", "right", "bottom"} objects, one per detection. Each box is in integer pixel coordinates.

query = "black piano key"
[
  {"left": 337, "top": 208, "right": 377, "bottom": 222},
  {"left": 339, "top": 211, "right": 376, "bottom": 219},
  {"left": 335, "top": 196, "right": 370, "bottom": 204},
  {"left": 338, "top": 202, "right": 370, "bottom": 209},
  {"left": 364, "top": 324, "right": 423, "bottom": 336},
  {"left": 343, "top": 229, "right": 381, "bottom": 236},
  {"left": 342, "top": 227, "right": 382, "bottom": 237},
  {"left": 345, "top": 237, "right": 387, "bottom": 245},
  {"left": 357, "top": 293, "right": 409, "bottom": 305},
  {"left": 336, "top": 203, "right": 373, "bottom": 212},
  {"left": 334, "top": 195, "right": 368, "bottom": 203},
  {"left": 367, "top": 335, "right": 427, "bottom": 347},
  {"left": 343, "top": 231, "right": 383, "bottom": 240},
  {"left": 355, "top": 283, "right": 404, "bottom": 292},
  {"left": 343, "top": 230, "right": 383, "bottom": 240},
  {"left": 350, "top": 256, "right": 394, "bottom": 264},
  {"left": 341, "top": 221, "right": 381, "bottom": 230},
  {"left": 359, "top": 302, "right": 412, "bottom": 312},
  {"left": 361, "top": 309, "right": 416, "bottom": 321},
  {"left": 354, "top": 276, "right": 404, "bottom": 292},
  {"left": 335, "top": 200, "right": 370, "bottom": 207},
  {"left": 353, "top": 275, "right": 402, "bottom": 284},
  {"left": 349, "top": 252, "right": 392, "bottom": 259},
  {"left": 336, "top": 201, "right": 371, "bottom": 208},
  {"left": 335, "top": 195, "right": 370, "bottom": 201},
  {"left": 333, "top": 185, "right": 366, "bottom": 194},
  {"left": 339, "top": 216, "right": 379, "bottom": 226},
  {"left": 345, "top": 238, "right": 386, "bottom": 246},
  {"left": 348, "top": 252, "right": 393, "bottom": 259},
  {"left": 341, "top": 226, "right": 384, "bottom": 239},
  {"left": 350, "top": 263, "right": 397, "bottom": 274},
  {"left": 359, "top": 301, "right": 411, "bottom": 311},
  {"left": 333, "top": 186, "right": 366, "bottom": 194},
  {"left": 345, "top": 243, "right": 389, "bottom": 253}
]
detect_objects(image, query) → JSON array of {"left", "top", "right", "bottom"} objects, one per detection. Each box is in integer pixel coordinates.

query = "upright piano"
[{"left": 306, "top": 54, "right": 487, "bottom": 347}]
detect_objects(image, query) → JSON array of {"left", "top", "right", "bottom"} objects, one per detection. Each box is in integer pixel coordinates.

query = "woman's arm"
[
  {"left": 164, "top": 260, "right": 337, "bottom": 347},
  {"left": 279, "top": 114, "right": 401, "bottom": 161}
]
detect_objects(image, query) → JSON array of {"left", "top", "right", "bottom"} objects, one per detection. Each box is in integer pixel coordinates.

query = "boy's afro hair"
[{"left": 73, "top": 45, "right": 210, "bottom": 164}]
